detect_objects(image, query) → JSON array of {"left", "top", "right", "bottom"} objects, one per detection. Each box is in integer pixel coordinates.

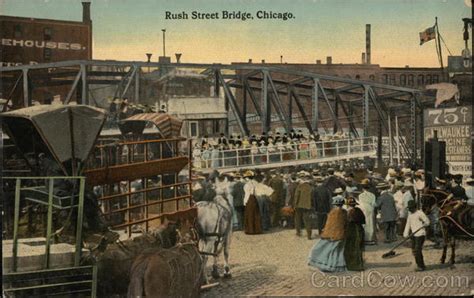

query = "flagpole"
[{"left": 435, "top": 17, "right": 445, "bottom": 79}]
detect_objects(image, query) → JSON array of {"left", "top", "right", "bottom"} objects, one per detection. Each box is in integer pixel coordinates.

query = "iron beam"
[
  {"left": 335, "top": 84, "right": 363, "bottom": 93},
  {"left": 311, "top": 78, "right": 319, "bottom": 133},
  {"left": 261, "top": 70, "right": 270, "bottom": 133},
  {"left": 317, "top": 80, "right": 340, "bottom": 132},
  {"left": 65, "top": 69, "right": 83, "bottom": 104},
  {"left": 121, "top": 65, "right": 137, "bottom": 99},
  {"left": 81, "top": 64, "right": 88, "bottom": 105},
  {"left": 243, "top": 78, "right": 262, "bottom": 117},
  {"left": 335, "top": 93, "right": 359, "bottom": 138},
  {"left": 217, "top": 70, "right": 248, "bottom": 135},
  {"left": 0, "top": 59, "right": 422, "bottom": 93},
  {"left": 363, "top": 85, "right": 370, "bottom": 137},
  {"left": 135, "top": 67, "right": 140, "bottom": 102},
  {"left": 290, "top": 87, "right": 314, "bottom": 134},
  {"left": 22, "top": 69, "right": 28, "bottom": 107},
  {"left": 266, "top": 71, "right": 290, "bottom": 133}
]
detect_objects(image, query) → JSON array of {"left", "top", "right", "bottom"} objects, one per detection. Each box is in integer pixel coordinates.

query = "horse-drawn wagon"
[{"left": 2, "top": 106, "right": 205, "bottom": 297}]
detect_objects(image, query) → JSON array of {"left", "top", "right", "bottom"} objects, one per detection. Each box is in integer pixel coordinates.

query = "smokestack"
[
  {"left": 326, "top": 56, "right": 332, "bottom": 65},
  {"left": 316, "top": 60, "right": 321, "bottom": 64},
  {"left": 362, "top": 53, "right": 366, "bottom": 64},
  {"left": 175, "top": 53, "right": 182, "bottom": 63},
  {"left": 366, "top": 24, "right": 371, "bottom": 64},
  {"left": 248, "top": 59, "right": 252, "bottom": 63},
  {"left": 261, "top": 59, "right": 265, "bottom": 64},
  {"left": 82, "top": 2, "right": 91, "bottom": 23}
]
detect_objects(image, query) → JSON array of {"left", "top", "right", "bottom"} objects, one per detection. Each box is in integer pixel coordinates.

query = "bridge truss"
[{"left": 0, "top": 60, "right": 436, "bottom": 165}]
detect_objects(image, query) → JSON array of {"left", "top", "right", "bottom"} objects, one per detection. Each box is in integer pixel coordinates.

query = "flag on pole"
[{"left": 419, "top": 26, "right": 436, "bottom": 45}]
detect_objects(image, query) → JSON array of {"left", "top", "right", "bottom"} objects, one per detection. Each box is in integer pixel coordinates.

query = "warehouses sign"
[
  {"left": 424, "top": 106, "right": 472, "bottom": 177},
  {"left": 1, "top": 39, "right": 87, "bottom": 50}
]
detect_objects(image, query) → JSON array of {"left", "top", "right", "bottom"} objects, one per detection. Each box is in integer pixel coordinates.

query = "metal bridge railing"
[
  {"left": 86, "top": 137, "right": 186, "bottom": 169},
  {"left": 193, "top": 137, "right": 377, "bottom": 170}
]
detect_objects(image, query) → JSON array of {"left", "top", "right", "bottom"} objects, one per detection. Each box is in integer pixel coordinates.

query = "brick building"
[{"left": 0, "top": 2, "right": 92, "bottom": 106}]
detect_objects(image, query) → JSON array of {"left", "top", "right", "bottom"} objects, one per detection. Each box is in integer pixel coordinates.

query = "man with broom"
[{"left": 403, "top": 200, "right": 430, "bottom": 271}]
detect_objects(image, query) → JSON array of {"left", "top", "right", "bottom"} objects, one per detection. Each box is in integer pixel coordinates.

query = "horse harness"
[{"left": 198, "top": 201, "right": 226, "bottom": 257}]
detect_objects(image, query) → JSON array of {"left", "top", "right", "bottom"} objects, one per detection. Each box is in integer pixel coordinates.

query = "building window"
[
  {"left": 417, "top": 74, "right": 424, "bottom": 86},
  {"left": 426, "top": 74, "right": 432, "bottom": 85},
  {"left": 432, "top": 75, "right": 439, "bottom": 83},
  {"left": 44, "top": 27, "right": 52, "bottom": 41},
  {"left": 400, "top": 74, "right": 407, "bottom": 86},
  {"left": 369, "top": 74, "right": 375, "bottom": 81},
  {"left": 389, "top": 74, "right": 396, "bottom": 85},
  {"left": 14, "top": 24, "right": 22, "bottom": 38},
  {"left": 383, "top": 74, "right": 388, "bottom": 84},
  {"left": 408, "top": 74, "right": 414, "bottom": 86},
  {"left": 44, "top": 48, "right": 52, "bottom": 61},
  {"left": 189, "top": 121, "right": 198, "bottom": 137},
  {"left": 213, "top": 120, "right": 220, "bottom": 134},
  {"left": 355, "top": 74, "right": 360, "bottom": 80}
]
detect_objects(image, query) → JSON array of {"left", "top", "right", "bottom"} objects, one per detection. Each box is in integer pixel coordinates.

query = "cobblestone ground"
[{"left": 202, "top": 228, "right": 473, "bottom": 296}]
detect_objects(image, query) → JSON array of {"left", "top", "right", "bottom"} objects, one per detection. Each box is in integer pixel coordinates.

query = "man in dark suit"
[
  {"left": 324, "top": 168, "right": 346, "bottom": 194},
  {"left": 267, "top": 171, "right": 285, "bottom": 227},
  {"left": 312, "top": 175, "right": 333, "bottom": 235},
  {"left": 375, "top": 182, "right": 398, "bottom": 242},
  {"left": 217, "top": 133, "right": 228, "bottom": 146}
]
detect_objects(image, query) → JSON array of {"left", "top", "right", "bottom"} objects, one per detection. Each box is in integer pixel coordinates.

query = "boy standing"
[{"left": 403, "top": 200, "right": 430, "bottom": 271}]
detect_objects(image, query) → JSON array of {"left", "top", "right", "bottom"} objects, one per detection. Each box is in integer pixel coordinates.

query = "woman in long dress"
[
  {"left": 344, "top": 197, "right": 366, "bottom": 271},
  {"left": 358, "top": 179, "right": 377, "bottom": 245},
  {"left": 243, "top": 171, "right": 262, "bottom": 235},
  {"left": 308, "top": 196, "right": 347, "bottom": 272}
]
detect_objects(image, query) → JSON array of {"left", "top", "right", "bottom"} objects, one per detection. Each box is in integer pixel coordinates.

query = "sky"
[{"left": 1, "top": 0, "right": 472, "bottom": 67}]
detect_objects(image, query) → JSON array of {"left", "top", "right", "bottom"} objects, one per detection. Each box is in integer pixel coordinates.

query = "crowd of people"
[
  {"left": 192, "top": 164, "right": 474, "bottom": 273},
  {"left": 192, "top": 130, "right": 354, "bottom": 169}
]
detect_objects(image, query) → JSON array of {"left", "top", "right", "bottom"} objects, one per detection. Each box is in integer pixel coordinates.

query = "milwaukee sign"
[{"left": 1, "top": 38, "right": 86, "bottom": 50}]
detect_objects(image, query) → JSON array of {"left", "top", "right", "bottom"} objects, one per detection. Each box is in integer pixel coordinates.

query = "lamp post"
[{"left": 161, "top": 29, "right": 166, "bottom": 57}]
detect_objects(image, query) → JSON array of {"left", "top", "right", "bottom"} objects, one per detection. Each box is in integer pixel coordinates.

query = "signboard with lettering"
[{"left": 424, "top": 106, "right": 472, "bottom": 178}]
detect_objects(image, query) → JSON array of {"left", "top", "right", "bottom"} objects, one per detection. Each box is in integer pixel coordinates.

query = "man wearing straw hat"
[
  {"left": 292, "top": 171, "right": 313, "bottom": 239},
  {"left": 398, "top": 180, "right": 415, "bottom": 236}
]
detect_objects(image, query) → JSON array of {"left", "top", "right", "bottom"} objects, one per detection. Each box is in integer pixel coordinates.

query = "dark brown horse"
[
  {"left": 421, "top": 189, "right": 474, "bottom": 264},
  {"left": 127, "top": 243, "right": 203, "bottom": 298},
  {"left": 82, "top": 221, "right": 180, "bottom": 297}
]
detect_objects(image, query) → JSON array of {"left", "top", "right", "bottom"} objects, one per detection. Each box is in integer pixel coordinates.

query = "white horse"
[{"left": 195, "top": 195, "right": 233, "bottom": 283}]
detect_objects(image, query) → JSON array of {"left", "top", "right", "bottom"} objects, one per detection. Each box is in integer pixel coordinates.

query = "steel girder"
[
  {"left": 0, "top": 59, "right": 421, "bottom": 93},
  {"left": 65, "top": 69, "right": 83, "bottom": 104},
  {"left": 289, "top": 87, "right": 313, "bottom": 134},
  {"left": 216, "top": 70, "right": 248, "bottom": 136},
  {"left": 265, "top": 71, "right": 291, "bottom": 133}
]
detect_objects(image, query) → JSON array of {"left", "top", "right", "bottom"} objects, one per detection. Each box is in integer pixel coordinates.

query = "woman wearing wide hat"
[
  {"left": 344, "top": 197, "right": 366, "bottom": 271},
  {"left": 308, "top": 196, "right": 348, "bottom": 272}
]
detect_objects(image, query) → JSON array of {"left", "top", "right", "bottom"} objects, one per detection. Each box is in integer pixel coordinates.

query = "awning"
[
  {"left": 119, "top": 113, "right": 183, "bottom": 138},
  {"left": 1, "top": 105, "right": 106, "bottom": 175}
]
